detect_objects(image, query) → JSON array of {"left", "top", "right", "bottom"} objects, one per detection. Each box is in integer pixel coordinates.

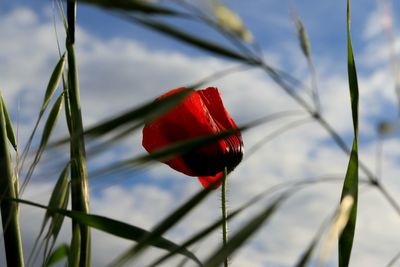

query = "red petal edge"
[{"left": 198, "top": 172, "right": 223, "bottom": 189}]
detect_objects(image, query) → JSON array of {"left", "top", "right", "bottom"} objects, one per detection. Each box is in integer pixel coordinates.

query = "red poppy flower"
[{"left": 142, "top": 87, "right": 243, "bottom": 189}]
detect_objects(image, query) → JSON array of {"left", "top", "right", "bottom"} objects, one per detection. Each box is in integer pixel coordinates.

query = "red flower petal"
[
  {"left": 142, "top": 87, "right": 243, "bottom": 189},
  {"left": 198, "top": 172, "right": 223, "bottom": 189}
]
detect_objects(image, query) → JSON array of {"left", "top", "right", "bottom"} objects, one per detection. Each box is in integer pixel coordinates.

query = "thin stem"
[{"left": 221, "top": 167, "right": 228, "bottom": 267}]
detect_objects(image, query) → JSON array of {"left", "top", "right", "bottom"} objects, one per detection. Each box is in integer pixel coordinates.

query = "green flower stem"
[
  {"left": 221, "top": 167, "right": 228, "bottom": 267},
  {"left": 0, "top": 93, "right": 24, "bottom": 267}
]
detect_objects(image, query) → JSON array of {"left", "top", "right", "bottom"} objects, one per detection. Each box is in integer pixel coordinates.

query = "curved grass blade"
[
  {"left": 78, "top": 0, "right": 181, "bottom": 16},
  {"left": 203, "top": 193, "right": 290, "bottom": 267},
  {"left": 0, "top": 92, "right": 24, "bottom": 267},
  {"left": 28, "top": 163, "right": 70, "bottom": 266},
  {"left": 19, "top": 53, "right": 65, "bottom": 174},
  {"left": 91, "top": 111, "right": 304, "bottom": 177},
  {"left": 0, "top": 94, "right": 17, "bottom": 150},
  {"left": 11, "top": 197, "right": 202, "bottom": 267},
  {"left": 122, "top": 15, "right": 253, "bottom": 63},
  {"left": 21, "top": 93, "right": 64, "bottom": 194},
  {"left": 52, "top": 89, "right": 191, "bottom": 146},
  {"left": 320, "top": 196, "right": 354, "bottom": 266},
  {"left": 42, "top": 53, "right": 66, "bottom": 113},
  {"left": 107, "top": 185, "right": 218, "bottom": 267},
  {"left": 44, "top": 243, "right": 69, "bottom": 267},
  {"left": 339, "top": 1, "right": 359, "bottom": 266}
]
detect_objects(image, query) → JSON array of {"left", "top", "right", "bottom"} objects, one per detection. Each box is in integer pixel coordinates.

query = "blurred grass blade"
[
  {"left": 12, "top": 197, "right": 202, "bottom": 266},
  {"left": 91, "top": 111, "right": 303, "bottom": 177},
  {"left": 42, "top": 53, "right": 66, "bottom": 112},
  {"left": 21, "top": 93, "right": 64, "bottom": 193},
  {"left": 0, "top": 94, "right": 17, "bottom": 150},
  {"left": 203, "top": 193, "right": 289, "bottom": 267},
  {"left": 45, "top": 243, "right": 69, "bottom": 267},
  {"left": 0, "top": 92, "right": 24, "bottom": 267},
  {"left": 28, "top": 163, "right": 70, "bottom": 266},
  {"left": 339, "top": 1, "right": 359, "bottom": 266},
  {"left": 108, "top": 186, "right": 216, "bottom": 267},
  {"left": 293, "top": 13, "right": 311, "bottom": 58},
  {"left": 320, "top": 196, "right": 354, "bottom": 266},
  {"left": 53, "top": 89, "right": 190, "bottom": 146},
  {"left": 123, "top": 15, "right": 252, "bottom": 62},
  {"left": 78, "top": 0, "right": 181, "bottom": 15},
  {"left": 69, "top": 226, "right": 81, "bottom": 267}
]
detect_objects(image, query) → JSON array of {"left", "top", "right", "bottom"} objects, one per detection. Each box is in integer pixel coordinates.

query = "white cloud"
[{"left": 1, "top": 3, "right": 400, "bottom": 267}]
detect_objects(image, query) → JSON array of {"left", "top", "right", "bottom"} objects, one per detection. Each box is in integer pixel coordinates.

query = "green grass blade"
[
  {"left": 69, "top": 226, "right": 81, "bottom": 267},
  {"left": 66, "top": 1, "right": 91, "bottom": 265},
  {"left": 91, "top": 111, "right": 303, "bottom": 177},
  {"left": 78, "top": 0, "right": 181, "bottom": 15},
  {"left": 11, "top": 197, "right": 202, "bottom": 266},
  {"left": 42, "top": 53, "right": 66, "bottom": 112},
  {"left": 0, "top": 92, "right": 24, "bottom": 267},
  {"left": 0, "top": 94, "right": 17, "bottom": 150},
  {"left": 203, "top": 193, "right": 289, "bottom": 267},
  {"left": 45, "top": 243, "right": 69, "bottom": 267},
  {"left": 21, "top": 93, "right": 64, "bottom": 193},
  {"left": 108, "top": 186, "right": 215, "bottom": 267},
  {"left": 338, "top": 1, "right": 359, "bottom": 266},
  {"left": 28, "top": 163, "right": 70, "bottom": 266},
  {"left": 52, "top": 89, "right": 190, "bottom": 147},
  {"left": 124, "top": 15, "right": 252, "bottom": 63}
]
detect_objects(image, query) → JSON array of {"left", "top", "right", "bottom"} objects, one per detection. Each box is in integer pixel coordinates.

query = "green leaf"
[
  {"left": 203, "top": 193, "right": 289, "bottom": 267},
  {"left": 12, "top": 197, "right": 202, "bottom": 267},
  {"left": 45, "top": 243, "right": 69, "bottom": 267},
  {"left": 0, "top": 94, "right": 17, "bottom": 150},
  {"left": 78, "top": 0, "right": 180, "bottom": 15},
  {"left": 42, "top": 54, "right": 66, "bottom": 112},
  {"left": 338, "top": 1, "right": 359, "bottom": 266}
]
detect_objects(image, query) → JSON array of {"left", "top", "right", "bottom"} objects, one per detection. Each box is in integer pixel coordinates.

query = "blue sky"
[{"left": 1, "top": 0, "right": 400, "bottom": 266}]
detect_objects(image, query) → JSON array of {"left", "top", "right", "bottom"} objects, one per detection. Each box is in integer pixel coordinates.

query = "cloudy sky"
[{"left": 1, "top": 0, "right": 400, "bottom": 266}]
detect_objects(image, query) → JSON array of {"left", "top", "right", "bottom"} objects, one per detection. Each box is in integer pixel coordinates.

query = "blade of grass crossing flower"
[
  {"left": 0, "top": 94, "right": 17, "bottom": 150},
  {"left": 52, "top": 89, "right": 190, "bottom": 146},
  {"left": 45, "top": 243, "right": 69, "bottom": 267},
  {"left": 21, "top": 93, "right": 64, "bottom": 194},
  {"left": 339, "top": 1, "right": 359, "bottom": 267},
  {"left": 0, "top": 92, "right": 24, "bottom": 267},
  {"left": 66, "top": 1, "right": 91, "bottom": 266},
  {"left": 91, "top": 111, "right": 304, "bottom": 177},
  {"left": 108, "top": 186, "right": 214, "bottom": 267},
  {"left": 78, "top": 0, "right": 180, "bottom": 15},
  {"left": 11, "top": 197, "right": 202, "bottom": 266},
  {"left": 203, "top": 193, "right": 290, "bottom": 267}
]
